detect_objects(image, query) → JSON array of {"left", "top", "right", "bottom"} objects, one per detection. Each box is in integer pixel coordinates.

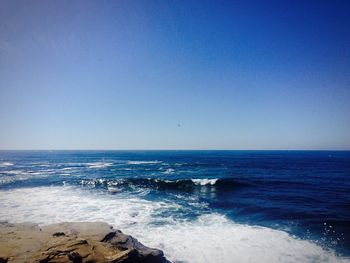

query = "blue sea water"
[{"left": 0, "top": 150, "right": 349, "bottom": 262}]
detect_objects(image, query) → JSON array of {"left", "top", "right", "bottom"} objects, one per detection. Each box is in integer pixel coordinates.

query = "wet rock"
[{"left": 67, "top": 252, "right": 82, "bottom": 263}]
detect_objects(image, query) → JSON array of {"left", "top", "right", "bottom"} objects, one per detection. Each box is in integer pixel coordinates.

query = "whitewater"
[{"left": 1, "top": 150, "right": 349, "bottom": 262}]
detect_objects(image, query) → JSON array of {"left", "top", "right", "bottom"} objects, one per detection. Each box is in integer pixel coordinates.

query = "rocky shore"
[{"left": 0, "top": 222, "right": 169, "bottom": 263}]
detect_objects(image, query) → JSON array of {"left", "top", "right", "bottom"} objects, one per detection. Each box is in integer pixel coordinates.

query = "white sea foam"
[
  {"left": 61, "top": 167, "right": 74, "bottom": 171},
  {"left": 0, "top": 162, "right": 13, "bottom": 167},
  {"left": 0, "top": 169, "right": 54, "bottom": 185},
  {"left": 0, "top": 186, "right": 348, "bottom": 263},
  {"left": 163, "top": 168, "right": 175, "bottom": 175},
  {"left": 81, "top": 178, "right": 107, "bottom": 186},
  {"left": 0, "top": 177, "right": 15, "bottom": 184},
  {"left": 1, "top": 170, "right": 23, "bottom": 175},
  {"left": 86, "top": 162, "right": 113, "bottom": 169},
  {"left": 191, "top": 178, "right": 218, "bottom": 186},
  {"left": 127, "top": 161, "right": 162, "bottom": 165}
]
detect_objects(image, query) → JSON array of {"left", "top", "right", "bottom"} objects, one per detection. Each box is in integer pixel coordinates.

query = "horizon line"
[{"left": 0, "top": 149, "right": 350, "bottom": 152}]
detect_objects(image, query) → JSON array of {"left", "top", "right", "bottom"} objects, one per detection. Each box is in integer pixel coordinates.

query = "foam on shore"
[{"left": 0, "top": 186, "right": 348, "bottom": 263}]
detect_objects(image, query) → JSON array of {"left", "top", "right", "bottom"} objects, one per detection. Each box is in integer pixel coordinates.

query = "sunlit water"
[{"left": 0, "top": 150, "right": 349, "bottom": 263}]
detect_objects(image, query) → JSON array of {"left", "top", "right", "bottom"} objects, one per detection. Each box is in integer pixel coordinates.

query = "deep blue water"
[{"left": 0, "top": 150, "right": 350, "bottom": 258}]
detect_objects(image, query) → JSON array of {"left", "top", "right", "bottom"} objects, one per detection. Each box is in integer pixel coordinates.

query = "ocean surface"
[{"left": 0, "top": 150, "right": 349, "bottom": 262}]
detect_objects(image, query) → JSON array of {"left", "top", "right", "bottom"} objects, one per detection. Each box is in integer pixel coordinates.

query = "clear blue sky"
[{"left": 0, "top": 0, "right": 349, "bottom": 150}]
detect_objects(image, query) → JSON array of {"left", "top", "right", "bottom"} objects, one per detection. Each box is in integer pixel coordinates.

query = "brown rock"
[{"left": 0, "top": 222, "right": 168, "bottom": 263}]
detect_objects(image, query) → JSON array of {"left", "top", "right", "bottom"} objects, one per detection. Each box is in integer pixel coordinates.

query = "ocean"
[{"left": 0, "top": 150, "right": 349, "bottom": 262}]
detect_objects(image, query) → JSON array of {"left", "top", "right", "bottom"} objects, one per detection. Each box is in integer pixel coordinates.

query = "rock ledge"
[{"left": 0, "top": 222, "right": 168, "bottom": 263}]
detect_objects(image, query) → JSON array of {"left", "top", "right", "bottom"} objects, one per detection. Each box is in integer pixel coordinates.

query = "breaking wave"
[
  {"left": 191, "top": 178, "right": 218, "bottom": 185},
  {"left": 80, "top": 177, "right": 247, "bottom": 192},
  {"left": 0, "top": 186, "right": 348, "bottom": 263}
]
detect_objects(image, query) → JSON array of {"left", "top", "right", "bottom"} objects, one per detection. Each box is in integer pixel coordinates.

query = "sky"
[{"left": 0, "top": 0, "right": 349, "bottom": 150}]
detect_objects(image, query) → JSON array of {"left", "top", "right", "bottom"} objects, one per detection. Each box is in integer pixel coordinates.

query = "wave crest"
[
  {"left": 191, "top": 178, "right": 218, "bottom": 186},
  {"left": 127, "top": 161, "right": 162, "bottom": 165},
  {"left": 80, "top": 177, "right": 247, "bottom": 192},
  {"left": 0, "top": 162, "right": 14, "bottom": 167},
  {"left": 87, "top": 162, "right": 113, "bottom": 169}
]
